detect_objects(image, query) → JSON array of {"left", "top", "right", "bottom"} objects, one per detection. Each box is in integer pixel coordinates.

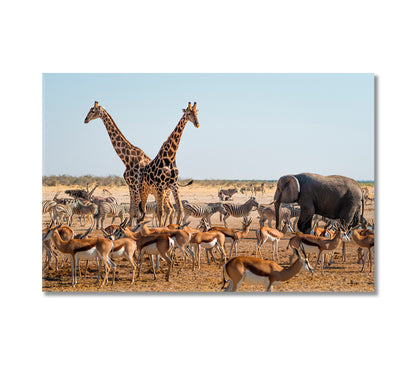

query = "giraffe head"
[
  {"left": 182, "top": 102, "right": 199, "bottom": 128},
  {"left": 84, "top": 101, "right": 104, "bottom": 123}
]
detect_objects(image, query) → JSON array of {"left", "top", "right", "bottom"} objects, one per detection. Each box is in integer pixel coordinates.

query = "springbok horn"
[{"left": 101, "top": 229, "right": 110, "bottom": 238}]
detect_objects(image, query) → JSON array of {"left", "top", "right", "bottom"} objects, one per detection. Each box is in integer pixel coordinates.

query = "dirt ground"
[{"left": 42, "top": 185, "right": 375, "bottom": 293}]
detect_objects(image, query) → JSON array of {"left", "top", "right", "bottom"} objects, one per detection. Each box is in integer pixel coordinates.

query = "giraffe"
[
  {"left": 84, "top": 101, "right": 174, "bottom": 225},
  {"left": 138, "top": 102, "right": 199, "bottom": 226}
]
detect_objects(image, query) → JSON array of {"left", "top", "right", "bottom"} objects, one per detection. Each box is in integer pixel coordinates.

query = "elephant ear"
[{"left": 279, "top": 175, "right": 300, "bottom": 203}]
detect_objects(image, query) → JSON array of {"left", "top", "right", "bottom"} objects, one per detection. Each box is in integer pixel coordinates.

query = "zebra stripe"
[
  {"left": 222, "top": 197, "right": 259, "bottom": 227},
  {"left": 182, "top": 202, "right": 226, "bottom": 225},
  {"left": 95, "top": 202, "right": 126, "bottom": 229},
  {"left": 72, "top": 200, "right": 98, "bottom": 226},
  {"left": 52, "top": 200, "right": 78, "bottom": 226},
  {"left": 42, "top": 200, "right": 57, "bottom": 219}
]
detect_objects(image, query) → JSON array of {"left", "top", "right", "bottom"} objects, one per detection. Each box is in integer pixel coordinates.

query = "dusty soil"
[{"left": 42, "top": 185, "right": 375, "bottom": 293}]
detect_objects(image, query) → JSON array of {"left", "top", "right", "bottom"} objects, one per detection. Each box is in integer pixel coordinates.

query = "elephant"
[{"left": 273, "top": 173, "right": 365, "bottom": 234}]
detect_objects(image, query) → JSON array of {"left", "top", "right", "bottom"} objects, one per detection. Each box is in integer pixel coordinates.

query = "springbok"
[
  {"left": 189, "top": 222, "right": 227, "bottom": 269},
  {"left": 207, "top": 217, "right": 252, "bottom": 258},
  {"left": 101, "top": 230, "right": 138, "bottom": 284},
  {"left": 222, "top": 247, "right": 313, "bottom": 292},
  {"left": 288, "top": 223, "right": 350, "bottom": 275},
  {"left": 131, "top": 220, "right": 195, "bottom": 272},
  {"left": 42, "top": 224, "right": 74, "bottom": 271},
  {"left": 352, "top": 229, "right": 374, "bottom": 272},
  {"left": 115, "top": 225, "right": 175, "bottom": 281},
  {"left": 43, "top": 224, "right": 115, "bottom": 287},
  {"left": 255, "top": 220, "right": 293, "bottom": 261}
]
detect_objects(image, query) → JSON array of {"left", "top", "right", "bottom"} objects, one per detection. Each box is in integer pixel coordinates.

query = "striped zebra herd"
[{"left": 42, "top": 186, "right": 374, "bottom": 292}]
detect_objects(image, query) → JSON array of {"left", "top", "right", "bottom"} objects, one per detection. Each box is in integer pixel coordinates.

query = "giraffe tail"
[{"left": 178, "top": 179, "right": 193, "bottom": 187}]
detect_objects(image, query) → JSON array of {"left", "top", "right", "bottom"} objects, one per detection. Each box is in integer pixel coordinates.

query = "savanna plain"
[{"left": 42, "top": 184, "right": 375, "bottom": 293}]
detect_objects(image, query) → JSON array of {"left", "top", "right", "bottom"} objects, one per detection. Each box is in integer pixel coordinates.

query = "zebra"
[
  {"left": 42, "top": 200, "right": 57, "bottom": 222},
  {"left": 239, "top": 186, "right": 250, "bottom": 195},
  {"left": 91, "top": 196, "right": 118, "bottom": 205},
  {"left": 222, "top": 197, "right": 259, "bottom": 227},
  {"left": 280, "top": 203, "right": 300, "bottom": 230},
  {"left": 94, "top": 202, "right": 126, "bottom": 229},
  {"left": 182, "top": 202, "right": 227, "bottom": 226},
  {"left": 119, "top": 201, "right": 172, "bottom": 226},
  {"left": 218, "top": 187, "right": 238, "bottom": 201},
  {"left": 257, "top": 205, "right": 275, "bottom": 228},
  {"left": 250, "top": 183, "right": 265, "bottom": 195},
  {"left": 142, "top": 201, "right": 158, "bottom": 226},
  {"left": 52, "top": 199, "right": 78, "bottom": 226},
  {"left": 257, "top": 204, "right": 300, "bottom": 230},
  {"left": 72, "top": 200, "right": 98, "bottom": 226}
]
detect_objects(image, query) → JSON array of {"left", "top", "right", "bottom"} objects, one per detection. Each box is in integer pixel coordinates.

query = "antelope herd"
[{"left": 42, "top": 184, "right": 375, "bottom": 292}]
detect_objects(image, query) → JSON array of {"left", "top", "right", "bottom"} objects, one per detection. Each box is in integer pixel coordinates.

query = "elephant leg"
[
  {"left": 338, "top": 202, "right": 358, "bottom": 229},
  {"left": 297, "top": 209, "right": 315, "bottom": 234}
]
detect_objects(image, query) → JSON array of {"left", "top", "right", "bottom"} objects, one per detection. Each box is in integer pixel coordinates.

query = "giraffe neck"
[
  {"left": 100, "top": 109, "right": 151, "bottom": 167},
  {"left": 156, "top": 114, "right": 188, "bottom": 163}
]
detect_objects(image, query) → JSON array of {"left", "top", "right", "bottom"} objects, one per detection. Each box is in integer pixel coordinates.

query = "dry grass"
[{"left": 42, "top": 185, "right": 375, "bottom": 293}]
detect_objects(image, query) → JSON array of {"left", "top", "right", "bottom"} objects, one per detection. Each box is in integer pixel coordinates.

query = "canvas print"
[{"left": 42, "top": 73, "right": 374, "bottom": 293}]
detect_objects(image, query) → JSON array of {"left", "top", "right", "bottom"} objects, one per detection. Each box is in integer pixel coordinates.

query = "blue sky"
[{"left": 43, "top": 73, "right": 374, "bottom": 180}]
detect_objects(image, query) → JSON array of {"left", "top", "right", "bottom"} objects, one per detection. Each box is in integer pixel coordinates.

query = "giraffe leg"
[
  {"left": 171, "top": 186, "right": 183, "bottom": 225},
  {"left": 138, "top": 182, "right": 150, "bottom": 222},
  {"left": 155, "top": 190, "right": 165, "bottom": 227},
  {"left": 163, "top": 194, "right": 174, "bottom": 226}
]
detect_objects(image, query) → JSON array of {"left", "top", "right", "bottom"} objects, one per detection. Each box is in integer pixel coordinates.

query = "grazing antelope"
[
  {"left": 222, "top": 197, "right": 258, "bottom": 227},
  {"left": 43, "top": 224, "right": 115, "bottom": 287},
  {"left": 208, "top": 217, "right": 252, "bottom": 258},
  {"left": 288, "top": 223, "right": 350, "bottom": 275},
  {"left": 255, "top": 220, "right": 293, "bottom": 261},
  {"left": 352, "top": 229, "right": 374, "bottom": 272},
  {"left": 101, "top": 230, "right": 138, "bottom": 284},
  {"left": 222, "top": 247, "right": 313, "bottom": 292},
  {"left": 116, "top": 225, "right": 174, "bottom": 281}
]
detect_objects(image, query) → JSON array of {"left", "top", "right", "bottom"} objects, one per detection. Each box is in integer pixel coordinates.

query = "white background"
[{"left": 1, "top": 1, "right": 414, "bottom": 373}]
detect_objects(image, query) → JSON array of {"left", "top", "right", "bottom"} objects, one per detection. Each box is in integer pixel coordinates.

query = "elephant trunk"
[
  {"left": 274, "top": 199, "right": 281, "bottom": 230},
  {"left": 361, "top": 193, "right": 366, "bottom": 225}
]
